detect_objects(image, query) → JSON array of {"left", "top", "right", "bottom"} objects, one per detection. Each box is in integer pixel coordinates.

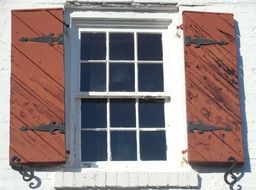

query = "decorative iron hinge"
[
  {"left": 188, "top": 122, "right": 232, "bottom": 134},
  {"left": 20, "top": 33, "right": 63, "bottom": 46},
  {"left": 185, "top": 35, "right": 228, "bottom": 48},
  {"left": 20, "top": 121, "right": 65, "bottom": 134}
]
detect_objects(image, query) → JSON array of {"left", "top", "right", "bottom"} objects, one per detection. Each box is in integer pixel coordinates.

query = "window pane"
[
  {"left": 81, "top": 131, "right": 107, "bottom": 161},
  {"left": 81, "top": 99, "right": 107, "bottom": 129},
  {"left": 110, "top": 33, "right": 134, "bottom": 60},
  {"left": 111, "top": 131, "right": 137, "bottom": 161},
  {"left": 109, "top": 63, "right": 134, "bottom": 91},
  {"left": 138, "top": 64, "right": 163, "bottom": 92},
  {"left": 138, "top": 33, "right": 162, "bottom": 61},
  {"left": 110, "top": 99, "right": 136, "bottom": 128},
  {"left": 80, "top": 63, "right": 106, "bottom": 91},
  {"left": 81, "top": 33, "right": 106, "bottom": 60},
  {"left": 140, "top": 131, "right": 166, "bottom": 160},
  {"left": 139, "top": 99, "right": 165, "bottom": 128}
]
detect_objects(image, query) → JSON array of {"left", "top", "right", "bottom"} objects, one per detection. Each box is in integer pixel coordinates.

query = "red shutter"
[
  {"left": 183, "top": 11, "right": 244, "bottom": 164},
  {"left": 10, "top": 8, "right": 65, "bottom": 164}
]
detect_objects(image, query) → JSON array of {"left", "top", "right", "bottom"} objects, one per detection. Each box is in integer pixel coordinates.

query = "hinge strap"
[
  {"left": 185, "top": 35, "right": 228, "bottom": 48},
  {"left": 188, "top": 121, "right": 232, "bottom": 134},
  {"left": 20, "top": 33, "right": 63, "bottom": 46},
  {"left": 20, "top": 121, "right": 65, "bottom": 134}
]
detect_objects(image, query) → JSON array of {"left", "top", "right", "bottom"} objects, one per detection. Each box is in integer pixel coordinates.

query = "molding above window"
[
  {"left": 55, "top": 171, "right": 199, "bottom": 189},
  {"left": 65, "top": 1, "right": 178, "bottom": 13}
]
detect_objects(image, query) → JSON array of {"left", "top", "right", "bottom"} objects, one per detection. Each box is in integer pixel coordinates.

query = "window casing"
[{"left": 66, "top": 13, "right": 189, "bottom": 171}]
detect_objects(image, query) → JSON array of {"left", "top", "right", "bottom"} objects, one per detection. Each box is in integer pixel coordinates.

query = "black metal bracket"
[
  {"left": 20, "top": 121, "right": 65, "bottom": 135},
  {"left": 185, "top": 35, "right": 228, "bottom": 48},
  {"left": 224, "top": 157, "right": 241, "bottom": 190},
  {"left": 188, "top": 121, "right": 232, "bottom": 134},
  {"left": 20, "top": 33, "right": 63, "bottom": 46},
  {"left": 10, "top": 156, "right": 40, "bottom": 188}
]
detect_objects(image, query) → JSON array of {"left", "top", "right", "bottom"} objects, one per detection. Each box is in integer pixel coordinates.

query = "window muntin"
[{"left": 79, "top": 31, "right": 167, "bottom": 162}]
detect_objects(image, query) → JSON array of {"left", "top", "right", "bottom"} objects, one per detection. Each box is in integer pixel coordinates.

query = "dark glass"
[
  {"left": 109, "top": 63, "right": 134, "bottom": 91},
  {"left": 81, "top": 131, "right": 107, "bottom": 161},
  {"left": 138, "top": 64, "right": 163, "bottom": 92},
  {"left": 110, "top": 99, "right": 136, "bottom": 128},
  {"left": 80, "top": 63, "right": 106, "bottom": 91},
  {"left": 111, "top": 131, "right": 137, "bottom": 161},
  {"left": 139, "top": 99, "right": 165, "bottom": 128},
  {"left": 109, "top": 33, "right": 134, "bottom": 60},
  {"left": 138, "top": 33, "right": 162, "bottom": 61},
  {"left": 81, "top": 99, "right": 107, "bottom": 129},
  {"left": 81, "top": 33, "right": 106, "bottom": 60},
  {"left": 140, "top": 131, "right": 166, "bottom": 160}
]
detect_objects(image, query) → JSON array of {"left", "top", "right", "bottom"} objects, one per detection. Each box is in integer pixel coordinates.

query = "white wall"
[{"left": 1, "top": 0, "right": 256, "bottom": 189}]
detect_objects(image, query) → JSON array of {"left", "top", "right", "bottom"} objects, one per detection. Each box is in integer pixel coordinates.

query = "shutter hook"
[{"left": 224, "top": 157, "right": 241, "bottom": 190}]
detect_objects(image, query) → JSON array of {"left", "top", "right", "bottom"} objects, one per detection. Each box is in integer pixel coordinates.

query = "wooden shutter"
[
  {"left": 183, "top": 11, "right": 244, "bottom": 164},
  {"left": 10, "top": 8, "right": 65, "bottom": 164}
]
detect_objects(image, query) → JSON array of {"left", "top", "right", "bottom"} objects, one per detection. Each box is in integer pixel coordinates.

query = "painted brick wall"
[{"left": 1, "top": 0, "right": 256, "bottom": 189}]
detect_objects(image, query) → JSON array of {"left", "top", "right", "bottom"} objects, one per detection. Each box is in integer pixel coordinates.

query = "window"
[{"left": 79, "top": 31, "right": 168, "bottom": 162}]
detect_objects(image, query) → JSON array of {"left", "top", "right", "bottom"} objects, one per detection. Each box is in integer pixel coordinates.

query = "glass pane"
[
  {"left": 81, "top": 99, "right": 107, "bottom": 129},
  {"left": 138, "top": 64, "right": 163, "bottom": 92},
  {"left": 109, "top": 63, "right": 134, "bottom": 91},
  {"left": 138, "top": 33, "right": 162, "bottom": 61},
  {"left": 81, "top": 33, "right": 106, "bottom": 60},
  {"left": 110, "top": 99, "right": 136, "bottom": 128},
  {"left": 140, "top": 131, "right": 166, "bottom": 160},
  {"left": 110, "top": 33, "right": 134, "bottom": 60},
  {"left": 81, "top": 131, "right": 107, "bottom": 161},
  {"left": 111, "top": 131, "right": 137, "bottom": 161},
  {"left": 139, "top": 99, "right": 165, "bottom": 128},
  {"left": 80, "top": 63, "right": 106, "bottom": 91}
]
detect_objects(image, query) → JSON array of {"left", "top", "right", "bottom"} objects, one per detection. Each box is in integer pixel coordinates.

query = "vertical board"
[
  {"left": 183, "top": 11, "right": 244, "bottom": 164},
  {"left": 10, "top": 8, "right": 65, "bottom": 164}
]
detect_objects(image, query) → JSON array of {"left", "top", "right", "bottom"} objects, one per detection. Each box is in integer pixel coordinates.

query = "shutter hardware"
[
  {"left": 20, "top": 121, "right": 65, "bottom": 134},
  {"left": 185, "top": 36, "right": 228, "bottom": 48},
  {"left": 10, "top": 156, "right": 38, "bottom": 188},
  {"left": 188, "top": 121, "right": 232, "bottom": 134},
  {"left": 20, "top": 33, "right": 63, "bottom": 46},
  {"left": 224, "top": 157, "right": 240, "bottom": 190}
]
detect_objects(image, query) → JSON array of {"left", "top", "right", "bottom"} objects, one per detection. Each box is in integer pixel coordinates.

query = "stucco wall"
[{"left": 1, "top": 0, "right": 256, "bottom": 189}]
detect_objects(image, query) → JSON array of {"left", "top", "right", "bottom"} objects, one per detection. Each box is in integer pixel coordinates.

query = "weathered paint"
[
  {"left": 183, "top": 11, "right": 244, "bottom": 164},
  {"left": 10, "top": 9, "right": 65, "bottom": 164}
]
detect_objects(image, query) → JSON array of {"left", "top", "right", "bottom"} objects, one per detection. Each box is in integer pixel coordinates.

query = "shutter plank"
[
  {"left": 183, "top": 11, "right": 244, "bottom": 164},
  {"left": 10, "top": 8, "right": 65, "bottom": 164}
]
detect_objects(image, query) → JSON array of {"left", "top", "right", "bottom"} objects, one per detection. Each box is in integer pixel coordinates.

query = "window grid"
[{"left": 80, "top": 31, "right": 167, "bottom": 162}]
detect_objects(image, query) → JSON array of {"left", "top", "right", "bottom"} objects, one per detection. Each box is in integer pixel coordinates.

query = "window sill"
[{"left": 54, "top": 171, "right": 199, "bottom": 189}]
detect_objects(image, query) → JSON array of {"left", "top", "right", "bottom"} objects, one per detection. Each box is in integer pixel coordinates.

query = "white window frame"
[{"left": 59, "top": 7, "right": 199, "bottom": 189}]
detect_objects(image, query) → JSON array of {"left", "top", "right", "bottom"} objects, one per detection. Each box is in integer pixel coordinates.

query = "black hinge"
[
  {"left": 188, "top": 121, "right": 232, "bottom": 134},
  {"left": 20, "top": 121, "right": 65, "bottom": 134},
  {"left": 20, "top": 33, "right": 63, "bottom": 46},
  {"left": 185, "top": 35, "right": 228, "bottom": 48}
]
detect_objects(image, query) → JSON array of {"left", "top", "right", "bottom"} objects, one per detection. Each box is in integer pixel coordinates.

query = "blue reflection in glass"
[
  {"left": 138, "top": 33, "right": 162, "bottom": 61},
  {"left": 140, "top": 131, "right": 166, "bottom": 160},
  {"left": 81, "top": 33, "right": 106, "bottom": 60},
  {"left": 80, "top": 63, "right": 106, "bottom": 91},
  {"left": 110, "top": 99, "right": 136, "bottom": 128},
  {"left": 138, "top": 64, "right": 163, "bottom": 92},
  {"left": 109, "top": 63, "right": 134, "bottom": 91},
  {"left": 81, "top": 131, "right": 107, "bottom": 161},
  {"left": 139, "top": 99, "right": 165, "bottom": 128},
  {"left": 81, "top": 99, "right": 107, "bottom": 129},
  {"left": 111, "top": 131, "right": 137, "bottom": 161},
  {"left": 109, "top": 33, "right": 134, "bottom": 60}
]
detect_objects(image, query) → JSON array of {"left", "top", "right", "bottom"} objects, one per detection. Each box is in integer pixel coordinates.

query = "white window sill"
[{"left": 54, "top": 171, "right": 199, "bottom": 189}]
